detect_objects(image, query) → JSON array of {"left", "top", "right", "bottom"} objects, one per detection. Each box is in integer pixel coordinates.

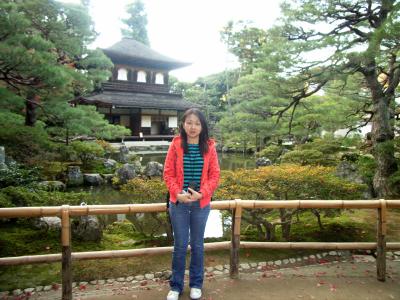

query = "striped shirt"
[{"left": 183, "top": 143, "right": 204, "bottom": 192}]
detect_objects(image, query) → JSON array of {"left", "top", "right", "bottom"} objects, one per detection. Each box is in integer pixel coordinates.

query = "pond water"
[
  {"left": 140, "top": 152, "right": 256, "bottom": 171},
  {"left": 72, "top": 152, "right": 255, "bottom": 238}
]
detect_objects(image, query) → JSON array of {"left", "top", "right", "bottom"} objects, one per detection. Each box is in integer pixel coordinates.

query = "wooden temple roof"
[
  {"left": 77, "top": 91, "right": 199, "bottom": 110},
  {"left": 103, "top": 38, "right": 190, "bottom": 70}
]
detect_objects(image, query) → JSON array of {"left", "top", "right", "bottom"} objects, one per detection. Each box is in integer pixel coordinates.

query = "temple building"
[{"left": 75, "top": 38, "right": 198, "bottom": 140}]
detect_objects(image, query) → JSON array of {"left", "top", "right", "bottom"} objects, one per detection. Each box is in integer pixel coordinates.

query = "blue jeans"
[{"left": 169, "top": 200, "right": 210, "bottom": 293}]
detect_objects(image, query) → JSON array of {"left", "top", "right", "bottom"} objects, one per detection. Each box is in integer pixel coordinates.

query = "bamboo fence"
[{"left": 1, "top": 199, "right": 400, "bottom": 300}]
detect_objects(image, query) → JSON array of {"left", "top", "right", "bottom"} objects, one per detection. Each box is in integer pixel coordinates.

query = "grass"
[{"left": 1, "top": 208, "right": 400, "bottom": 291}]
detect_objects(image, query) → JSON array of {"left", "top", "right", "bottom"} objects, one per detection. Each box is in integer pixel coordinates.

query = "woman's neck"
[{"left": 187, "top": 137, "right": 199, "bottom": 144}]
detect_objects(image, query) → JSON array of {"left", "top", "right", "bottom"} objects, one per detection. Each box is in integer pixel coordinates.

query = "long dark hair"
[{"left": 179, "top": 108, "right": 209, "bottom": 156}]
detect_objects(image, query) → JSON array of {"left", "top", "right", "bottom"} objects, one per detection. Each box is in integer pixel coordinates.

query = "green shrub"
[
  {"left": 0, "top": 186, "right": 92, "bottom": 207},
  {"left": 257, "top": 145, "right": 282, "bottom": 162},
  {"left": 120, "top": 177, "right": 167, "bottom": 203},
  {"left": 70, "top": 141, "right": 105, "bottom": 169},
  {"left": 0, "top": 111, "right": 52, "bottom": 164},
  {"left": 298, "top": 138, "right": 343, "bottom": 155},
  {"left": 281, "top": 149, "right": 328, "bottom": 165},
  {"left": 0, "top": 163, "right": 41, "bottom": 188}
]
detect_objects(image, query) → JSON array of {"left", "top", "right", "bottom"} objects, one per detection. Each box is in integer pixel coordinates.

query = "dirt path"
[{"left": 25, "top": 256, "right": 400, "bottom": 300}]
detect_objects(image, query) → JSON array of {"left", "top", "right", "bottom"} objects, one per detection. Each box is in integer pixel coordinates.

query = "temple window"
[
  {"left": 155, "top": 72, "right": 164, "bottom": 84},
  {"left": 117, "top": 68, "right": 128, "bottom": 81},
  {"left": 137, "top": 70, "right": 147, "bottom": 83}
]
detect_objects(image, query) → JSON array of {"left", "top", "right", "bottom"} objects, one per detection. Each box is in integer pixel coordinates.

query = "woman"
[{"left": 163, "top": 108, "right": 220, "bottom": 300}]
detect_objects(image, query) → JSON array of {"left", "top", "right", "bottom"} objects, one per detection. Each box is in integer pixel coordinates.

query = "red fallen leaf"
[
  {"left": 79, "top": 285, "right": 86, "bottom": 291},
  {"left": 52, "top": 283, "right": 60, "bottom": 290},
  {"left": 245, "top": 252, "right": 250, "bottom": 257},
  {"left": 318, "top": 259, "right": 329, "bottom": 264},
  {"left": 314, "top": 271, "right": 327, "bottom": 276},
  {"left": 330, "top": 284, "right": 337, "bottom": 292},
  {"left": 317, "top": 280, "right": 326, "bottom": 287},
  {"left": 140, "top": 280, "right": 148, "bottom": 286}
]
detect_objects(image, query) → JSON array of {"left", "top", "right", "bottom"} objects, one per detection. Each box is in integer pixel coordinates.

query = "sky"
[{"left": 63, "top": 0, "right": 282, "bottom": 82}]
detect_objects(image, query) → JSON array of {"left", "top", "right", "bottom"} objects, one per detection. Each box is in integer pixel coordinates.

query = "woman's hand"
[
  {"left": 177, "top": 191, "right": 196, "bottom": 203},
  {"left": 187, "top": 188, "right": 202, "bottom": 201}
]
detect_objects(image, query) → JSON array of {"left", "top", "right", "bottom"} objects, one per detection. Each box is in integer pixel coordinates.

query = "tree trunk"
[
  {"left": 370, "top": 95, "right": 397, "bottom": 198},
  {"left": 25, "top": 97, "right": 37, "bottom": 126},
  {"left": 279, "top": 208, "right": 292, "bottom": 241}
]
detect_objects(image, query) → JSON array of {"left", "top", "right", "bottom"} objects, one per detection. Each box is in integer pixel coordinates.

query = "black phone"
[{"left": 188, "top": 181, "right": 198, "bottom": 194}]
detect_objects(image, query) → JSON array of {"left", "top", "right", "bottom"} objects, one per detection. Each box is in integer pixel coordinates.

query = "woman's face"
[{"left": 183, "top": 113, "right": 202, "bottom": 140}]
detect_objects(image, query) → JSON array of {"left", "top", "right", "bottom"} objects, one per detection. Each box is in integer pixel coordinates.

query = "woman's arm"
[
  {"left": 199, "top": 145, "right": 220, "bottom": 199},
  {"left": 163, "top": 142, "right": 181, "bottom": 198}
]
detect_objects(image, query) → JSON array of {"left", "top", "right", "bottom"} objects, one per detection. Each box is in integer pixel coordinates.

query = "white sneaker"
[
  {"left": 190, "top": 288, "right": 202, "bottom": 299},
  {"left": 166, "top": 290, "right": 180, "bottom": 300}
]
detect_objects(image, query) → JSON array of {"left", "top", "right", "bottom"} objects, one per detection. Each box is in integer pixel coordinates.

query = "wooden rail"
[{"left": 1, "top": 199, "right": 400, "bottom": 300}]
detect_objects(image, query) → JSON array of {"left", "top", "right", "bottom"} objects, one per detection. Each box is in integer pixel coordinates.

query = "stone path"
[{"left": 7, "top": 255, "right": 399, "bottom": 300}]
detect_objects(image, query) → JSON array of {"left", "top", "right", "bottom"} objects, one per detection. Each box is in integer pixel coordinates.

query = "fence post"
[
  {"left": 230, "top": 199, "right": 242, "bottom": 279},
  {"left": 61, "top": 205, "right": 72, "bottom": 300},
  {"left": 377, "top": 199, "right": 387, "bottom": 282}
]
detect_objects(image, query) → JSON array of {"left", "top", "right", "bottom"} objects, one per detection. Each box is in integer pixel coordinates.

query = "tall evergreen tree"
[
  {"left": 0, "top": 0, "right": 113, "bottom": 126},
  {"left": 121, "top": 0, "right": 150, "bottom": 45},
  {"left": 222, "top": 1, "right": 400, "bottom": 197}
]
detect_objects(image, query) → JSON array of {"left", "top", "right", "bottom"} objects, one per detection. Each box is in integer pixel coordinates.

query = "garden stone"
[
  {"left": 335, "top": 161, "right": 364, "bottom": 184},
  {"left": 144, "top": 161, "right": 163, "bottom": 177},
  {"left": 101, "top": 174, "right": 114, "bottom": 184},
  {"left": 33, "top": 217, "right": 61, "bottom": 231},
  {"left": 135, "top": 275, "right": 144, "bottom": 281},
  {"left": 103, "top": 158, "right": 117, "bottom": 171},
  {"left": 256, "top": 157, "right": 271, "bottom": 168},
  {"left": 83, "top": 173, "right": 104, "bottom": 186},
  {"left": 38, "top": 181, "right": 66, "bottom": 191},
  {"left": 12, "top": 289, "right": 23, "bottom": 296},
  {"left": 115, "top": 163, "right": 138, "bottom": 184},
  {"left": 67, "top": 166, "right": 84, "bottom": 186},
  {"left": 118, "top": 145, "right": 129, "bottom": 163},
  {"left": 72, "top": 215, "right": 102, "bottom": 242}
]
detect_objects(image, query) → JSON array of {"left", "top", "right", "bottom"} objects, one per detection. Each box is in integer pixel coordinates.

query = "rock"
[
  {"left": 115, "top": 163, "right": 138, "bottom": 184},
  {"left": 103, "top": 159, "right": 117, "bottom": 171},
  {"left": 144, "top": 161, "right": 163, "bottom": 177},
  {"left": 97, "top": 280, "right": 105, "bottom": 285},
  {"left": 118, "top": 145, "right": 129, "bottom": 163},
  {"left": 283, "top": 259, "right": 289, "bottom": 264},
  {"left": 250, "top": 263, "right": 258, "bottom": 268},
  {"left": 83, "top": 173, "right": 104, "bottom": 186},
  {"left": 33, "top": 217, "right": 62, "bottom": 231},
  {"left": 214, "top": 265, "right": 224, "bottom": 271},
  {"left": 145, "top": 273, "right": 154, "bottom": 280},
  {"left": 43, "top": 286, "right": 52, "bottom": 291},
  {"left": 106, "top": 279, "right": 115, "bottom": 284},
  {"left": 154, "top": 272, "right": 163, "bottom": 278},
  {"left": 101, "top": 174, "right": 114, "bottom": 184},
  {"left": 255, "top": 157, "right": 271, "bottom": 168},
  {"left": 67, "top": 166, "right": 84, "bottom": 187},
  {"left": 206, "top": 267, "right": 214, "bottom": 272},
  {"left": 274, "top": 260, "right": 282, "bottom": 266},
  {"left": 126, "top": 276, "right": 134, "bottom": 282},
  {"left": 289, "top": 258, "right": 296, "bottom": 264},
  {"left": 37, "top": 181, "right": 66, "bottom": 191},
  {"left": 135, "top": 275, "right": 144, "bottom": 281},
  {"left": 116, "top": 277, "right": 125, "bottom": 282},
  {"left": 72, "top": 215, "right": 102, "bottom": 242},
  {"left": 240, "top": 263, "right": 250, "bottom": 269},
  {"left": 12, "top": 289, "right": 23, "bottom": 296},
  {"left": 335, "top": 161, "right": 364, "bottom": 184},
  {"left": 35, "top": 286, "right": 43, "bottom": 292}
]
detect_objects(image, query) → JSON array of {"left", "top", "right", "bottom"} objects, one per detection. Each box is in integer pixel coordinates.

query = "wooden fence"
[{"left": 1, "top": 199, "right": 400, "bottom": 300}]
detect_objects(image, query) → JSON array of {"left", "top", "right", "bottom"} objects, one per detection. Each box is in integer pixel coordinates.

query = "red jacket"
[{"left": 163, "top": 135, "right": 220, "bottom": 208}]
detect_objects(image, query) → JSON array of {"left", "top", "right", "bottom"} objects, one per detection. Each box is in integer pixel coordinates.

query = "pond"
[
  {"left": 72, "top": 152, "right": 255, "bottom": 238},
  {"left": 140, "top": 152, "right": 256, "bottom": 171}
]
